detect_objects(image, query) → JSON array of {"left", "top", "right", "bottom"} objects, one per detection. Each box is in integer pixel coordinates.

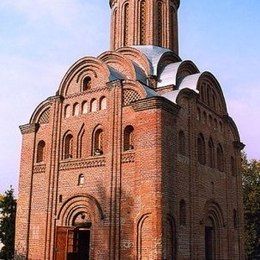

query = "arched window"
[
  {"left": 157, "top": 1, "right": 163, "bottom": 46},
  {"left": 231, "top": 156, "right": 236, "bottom": 175},
  {"left": 113, "top": 9, "right": 118, "bottom": 49},
  {"left": 214, "top": 118, "right": 218, "bottom": 130},
  {"left": 217, "top": 144, "right": 224, "bottom": 172},
  {"left": 64, "top": 105, "right": 70, "bottom": 118},
  {"left": 178, "top": 131, "right": 186, "bottom": 156},
  {"left": 209, "top": 115, "right": 213, "bottom": 126},
  {"left": 180, "top": 200, "right": 186, "bottom": 226},
  {"left": 93, "top": 128, "right": 104, "bottom": 156},
  {"left": 78, "top": 174, "right": 85, "bottom": 186},
  {"left": 73, "top": 103, "right": 80, "bottom": 116},
  {"left": 83, "top": 76, "right": 91, "bottom": 91},
  {"left": 90, "top": 99, "right": 98, "bottom": 112},
  {"left": 197, "top": 107, "right": 201, "bottom": 121},
  {"left": 124, "top": 125, "right": 134, "bottom": 151},
  {"left": 208, "top": 138, "right": 215, "bottom": 168},
  {"left": 139, "top": 0, "right": 147, "bottom": 44},
  {"left": 233, "top": 209, "right": 238, "bottom": 228},
  {"left": 197, "top": 134, "right": 206, "bottom": 165},
  {"left": 203, "top": 111, "right": 207, "bottom": 124},
  {"left": 100, "top": 97, "right": 107, "bottom": 110},
  {"left": 169, "top": 6, "right": 176, "bottom": 50},
  {"left": 123, "top": 3, "right": 130, "bottom": 46},
  {"left": 64, "top": 134, "right": 73, "bottom": 159},
  {"left": 82, "top": 101, "right": 88, "bottom": 114},
  {"left": 36, "top": 140, "right": 45, "bottom": 163}
]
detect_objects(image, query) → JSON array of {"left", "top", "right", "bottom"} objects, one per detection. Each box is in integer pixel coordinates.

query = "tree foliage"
[
  {"left": 0, "top": 187, "right": 17, "bottom": 260},
  {"left": 242, "top": 153, "right": 260, "bottom": 258}
]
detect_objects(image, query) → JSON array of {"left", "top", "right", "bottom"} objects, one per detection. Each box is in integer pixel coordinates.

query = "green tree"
[
  {"left": 0, "top": 187, "right": 17, "bottom": 260},
  {"left": 242, "top": 154, "right": 260, "bottom": 258}
]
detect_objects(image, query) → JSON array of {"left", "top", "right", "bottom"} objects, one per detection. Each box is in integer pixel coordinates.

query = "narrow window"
[
  {"left": 208, "top": 138, "right": 215, "bottom": 168},
  {"left": 73, "top": 103, "right": 80, "bottom": 116},
  {"left": 157, "top": 2, "right": 163, "bottom": 46},
  {"left": 82, "top": 101, "right": 88, "bottom": 114},
  {"left": 198, "top": 134, "right": 206, "bottom": 165},
  {"left": 64, "top": 134, "right": 73, "bottom": 159},
  {"left": 83, "top": 76, "right": 91, "bottom": 91},
  {"left": 90, "top": 99, "right": 98, "bottom": 112},
  {"left": 169, "top": 6, "right": 175, "bottom": 50},
  {"left": 180, "top": 200, "right": 186, "bottom": 226},
  {"left": 124, "top": 125, "right": 134, "bottom": 151},
  {"left": 197, "top": 107, "right": 201, "bottom": 121},
  {"left": 36, "top": 140, "right": 46, "bottom": 163},
  {"left": 64, "top": 105, "right": 71, "bottom": 118},
  {"left": 203, "top": 111, "right": 207, "bottom": 124},
  {"left": 233, "top": 209, "right": 238, "bottom": 228},
  {"left": 113, "top": 9, "right": 118, "bottom": 49},
  {"left": 100, "top": 97, "right": 107, "bottom": 110},
  {"left": 140, "top": 0, "right": 146, "bottom": 44},
  {"left": 231, "top": 156, "right": 236, "bottom": 175},
  {"left": 217, "top": 144, "right": 224, "bottom": 172},
  {"left": 78, "top": 174, "right": 85, "bottom": 186},
  {"left": 59, "top": 195, "right": 63, "bottom": 203},
  {"left": 93, "top": 129, "right": 104, "bottom": 156},
  {"left": 209, "top": 115, "right": 213, "bottom": 126},
  {"left": 178, "top": 131, "right": 186, "bottom": 156},
  {"left": 123, "top": 3, "right": 130, "bottom": 46}
]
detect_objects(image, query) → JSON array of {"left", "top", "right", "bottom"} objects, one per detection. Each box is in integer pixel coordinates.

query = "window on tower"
[
  {"left": 36, "top": 140, "right": 46, "bottom": 163},
  {"left": 82, "top": 76, "right": 91, "bottom": 91},
  {"left": 124, "top": 125, "right": 134, "bottom": 151}
]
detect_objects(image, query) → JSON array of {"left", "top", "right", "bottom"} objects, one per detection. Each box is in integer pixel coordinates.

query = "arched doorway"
[
  {"left": 54, "top": 194, "right": 105, "bottom": 260},
  {"left": 205, "top": 217, "right": 216, "bottom": 260},
  {"left": 203, "top": 200, "right": 224, "bottom": 260},
  {"left": 55, "top": 212, "right": 92, "bottom": 260}
]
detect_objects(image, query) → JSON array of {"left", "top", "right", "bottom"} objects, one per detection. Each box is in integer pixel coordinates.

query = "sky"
[{"left": 0, "top": 0, "right": 259, "bottom": 194}]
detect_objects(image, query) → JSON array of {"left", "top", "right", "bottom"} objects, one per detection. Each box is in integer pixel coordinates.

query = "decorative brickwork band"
[{"left": 59, "top": 157, "right": 106, "bottom": 171}]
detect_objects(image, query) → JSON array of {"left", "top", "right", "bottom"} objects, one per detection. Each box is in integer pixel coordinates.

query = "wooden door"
[{"left": 55, "top": 227, "right": 76, "bottom": 260}]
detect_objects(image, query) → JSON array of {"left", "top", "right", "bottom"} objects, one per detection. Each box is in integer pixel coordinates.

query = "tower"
[{"left": 110, "top": 0, "right": 180, "bottom": 54}]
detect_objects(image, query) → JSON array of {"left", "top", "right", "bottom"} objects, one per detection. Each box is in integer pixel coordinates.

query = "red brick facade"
[{"left": 15, "top": 0, "right": 245, "bottom": 259}]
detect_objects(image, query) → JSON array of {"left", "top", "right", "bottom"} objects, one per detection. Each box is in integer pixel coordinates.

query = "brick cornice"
[
  {"left": 233, "top": 141, "right": 245, "bottom": 151},
  {"left": 48, "top": 95, "right": 64, "bottom": 103},
  {"left": 132, "top": 96, "right": 180, "bottom": 115},
  {"left": 19, "top": 123, "right": 39, "bottom": 135}
]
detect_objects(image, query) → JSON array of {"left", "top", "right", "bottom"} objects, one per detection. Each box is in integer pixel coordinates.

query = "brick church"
[{"left": 15, "top": 0, "right": 245, "bottom": 259}]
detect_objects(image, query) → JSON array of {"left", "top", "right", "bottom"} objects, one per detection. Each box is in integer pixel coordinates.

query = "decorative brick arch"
[{"left": 57, "top": 194, "right": 105, "bottom": 226}]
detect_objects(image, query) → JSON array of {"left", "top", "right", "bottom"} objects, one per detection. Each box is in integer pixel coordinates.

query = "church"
[{"left": 15, "top": 0, "right": 245, "bottom": 259}]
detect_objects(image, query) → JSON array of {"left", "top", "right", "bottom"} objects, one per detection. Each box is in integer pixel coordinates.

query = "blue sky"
[{"left": 0, "top": 0, "right": 259, "bottom": 194}]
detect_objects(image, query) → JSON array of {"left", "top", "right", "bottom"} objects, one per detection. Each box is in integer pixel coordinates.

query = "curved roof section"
[{"left": 133, "top": 45, "right": 181, "bottom": 75}]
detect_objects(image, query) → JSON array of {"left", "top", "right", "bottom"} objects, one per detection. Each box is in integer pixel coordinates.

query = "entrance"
[
  {"left": 205, "top": 218, "right": 215, "bottom": 260},
  {"left": 76, "top": 229, "right": 90, "bottom": 260},
  {"left": 55, "top": 227, "right": 91, "bottom": 260}
]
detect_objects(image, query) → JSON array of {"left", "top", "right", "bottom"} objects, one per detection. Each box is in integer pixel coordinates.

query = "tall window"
[
  {"left": 36, "top": 140, "right": 46, "bottom": 163},
  {"left": 180, "top": 200, "right": 186, "bottom": 226},
  {"left": 64, "top": 134, "right": 73, "bottom": 159},
  {"left": 64, "top": 105, "right": 70, "bottom": 118},
  {"left": 198, "top": 134, "right": 206, "bottom": 165},
  {"left": 123, "top": 3, "right": 130, "bottom": 46},
  {"left": 157, "top": 2, "right": 163, "bottom": 46},
  {"left": 178, "top": 131, "right": 186, "bottom": 156},
  {"left": 217, "top": 144, "right": 224, "bottom": 172},
  {"left": 93, "top": 129, "right": 104, "bottom": 156},
  {"left": 100, "top": 97, "right": 107, "bottom": 110},
  {"left": 169, "top": 6, "right": 175, "bottom": 50},
  {"left": 113, "top": 9, "right": 118, "bottom": 49},
  {"left": 90, "top": 99, "right": 98, "bottom": 112},
  {"left": 83, "top": 76, "right": 91, "bottom": 91},
  {"left": 82, "top": 101, "right": 88, "bottom": 114},
  {"left": 231, "top": 156, "right": 236, "bottom": 175},
  {"left": 233, "top": 209, "right": 238, "bottom": 228},
  {"left": 140, "top": 0, "right": 146, "bottom": 44},
  {"left": 124, "top": 125, "right": 134, "bottom": 151},
  {"left": 208, "top": 138, "right": 215, "bottom": 168},
  {"left": 73, "top": 103, "right": 80, "bottom": 116}
]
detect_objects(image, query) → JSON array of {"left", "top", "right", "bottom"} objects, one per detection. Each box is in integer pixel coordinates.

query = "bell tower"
[{"left": 109, "top": 0, "right": 180, "bottom": 54}]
